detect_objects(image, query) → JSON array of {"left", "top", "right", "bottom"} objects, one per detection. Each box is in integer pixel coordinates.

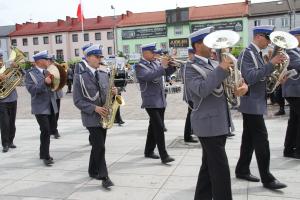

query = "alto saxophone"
[{"left": 101, "top": 64, "right": 125, "bottom": 129}]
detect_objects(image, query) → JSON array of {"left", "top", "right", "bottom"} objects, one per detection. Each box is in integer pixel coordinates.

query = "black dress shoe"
[
  {"left": 236, "top": 173, "right": 260, "bottom": 182},
  {"left": 54, "top": 133, "right": 60, "bottom": 139},
  {"left": 161, "top": 156, "right": 175, "bottom": 164},
  {"left": 226, "top": 132, "right": 235, "bottom": 138},
  {"left": 263, "top": 180, "right": 287, "bottom": 190},
  {"left": 184, "top": 137, "right": 198, "bottom": 143},
  {"left": 283, "top": 152, "right": 295, "bottom": 158},
  {"left": 43, "top": 159, "right": 54, "bottom": 166},
  {"left": 119, "top": 120, "right": 125, "bottom": 125},
  {"left": 102, "top": 177, "right": 114, "bottom": 189},
  {"left": 163, "top": 127, "right": 168, "bottom": 132},
  {"left": 40, "top": 156, "right": 53, "bottom": 161},
  {"left": 89, "top": 174, "right": 104, "bottom": 180},
  {"left": 9, "top": 143, "right": 17, "bottom": 148},
  {"left": 145, "top": 152, "right": 160, "bottom": 159},
  {"left": 2, "top": 146, "right": 9, "bottom": 153},
  {"left": 274, "top": 110, "right": 285, "bottom": 116}
]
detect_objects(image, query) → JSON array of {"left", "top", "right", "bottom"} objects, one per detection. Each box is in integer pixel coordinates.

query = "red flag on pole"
[{"left": 77, "top": 1, "right": 84, "bottom": 22}]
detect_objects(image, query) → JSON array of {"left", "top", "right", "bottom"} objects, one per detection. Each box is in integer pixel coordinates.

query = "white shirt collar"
[
  {"left": 35, "top": 66, "right": 44, "bottom": 74},
  {"left": 194, "top": 54, "right": 209, "bottom": 64},
  {"left": 83, "top": 60, "right": 97, "bottom": 74},
  {"left": 251, "top": 42, "right": 262, "bottom": 53},
  {"left": 141, "top": 57, "right": 151, "bottom": 64}
]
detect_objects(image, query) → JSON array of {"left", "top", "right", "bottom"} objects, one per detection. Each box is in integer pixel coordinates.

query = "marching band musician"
[
  {"left": 184, "top": 27, "right": 248, "bottom": 200},
  {"left": 74, "top": 43, "right": 93, "bottom": 74},
  {"left": 235, "top": 25, "right": 287, "bottom": 189},
  {"left": 282, "top": 27, "right": 300, "bottom": 159},
  {"left": 25, "top": 50, "right": 57, "bottom": 166},
  {"left": 136, "top": 43, "right": 176, "bottom": 164},
  {"left": 182, "top": 47, "right": 198, "bottom": 143},
  {"left": 0, "top": 51, "right": 18, "bottom": 153},
  {"left": 73, "top": 44, "right": 115, "bottom": 189}
]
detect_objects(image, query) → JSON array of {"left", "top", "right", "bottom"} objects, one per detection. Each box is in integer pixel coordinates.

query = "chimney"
[
  {"left": 121, "top": 14, "right": 126, "bottom": 19},
  {"left": 37, "top": 22, "right": 43, "bottom": 28},
  {"left": 15, "top": 23, "right": 22, "bottom": 31},
  {"left": 126, "top": 10, "right": 133, "bottom": 16},
  {"left": 66, "top": 16, "right": 71, "bottom": 22},
  {"left": 97, "top": 16, "right": 102, "bottom": 23},
  {"left": 57, "top": 19, "right": 64, "bottom": 26},
  {"left": 245, "top": 0, "right": 250, "bottom": 4},
  {"left": 71, "top": 18, "right": 77, "bottom": 25}
]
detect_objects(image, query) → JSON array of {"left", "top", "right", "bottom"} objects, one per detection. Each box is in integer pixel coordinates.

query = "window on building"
[
  {"left": 84, "top": 33, "right": 89, "bottom": 41},
  {"left": 135, "top": 44, "right": 141, "bottom": 53},
  {"left": 11, "top": 39, "right": 17, "bottom": 46},
  {"left": 72, "top": 34, "right": 78, "bottom": 42},
  {"left": 268, "top": 19, "right": 275, "bottom": 26},
  {"left": 34, "top": 51, "right": 39, "bottom": 55},
  {"left": 23, "top": 38, "right": 28, "bottom": 46},
  {"left": 107, "top": 47, "right": 113, "bottom": 55},
  {"left": 254, "top": 20, "right": 261, "bottom": 26},
  {"left": 174, "top": 25, "right": 183, "bottom": 35},
  {"left": 33, "top": 37, "right": 39, "bottom": 45},
  {"left": 43, "top": 36, "right": 49, "bottom": 44},
  {"left": 160, "top": 42, "right": 167, "bottom": 50},
  {"left": 123, "top": 45, "right": 129, "bottom": 54},
  {"left": 95, "top": 32, "right": 101, "bottom": 40},
  {"left": 56, "top": 49, "right": 64, "bottom": 61},
  {"left": 74, "top": 49, "right": 79, "bottom": 57},
  {"left": 281, "top": 18, "right": 289, "bottom": 27},
  {"left": 24, "top": 52, "right": 29, "bottom": 59},
  {"left": 55, "top": 35, "right": 62, "bottom": 44},
  {"left": 107, "top": 31, "right": 114, "bottom": 40}
]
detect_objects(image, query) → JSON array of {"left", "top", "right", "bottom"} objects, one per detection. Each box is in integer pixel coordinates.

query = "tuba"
[
  {"left": 204, "top": 30, "right": 243, "bottom": 107},
  {"left": 0, "top": 47, "right": 26, "bottom": 99},
  {"left": 266, "top": 31, "right": 298, "bottom": 93},
  {"left": 101, "top": 63, "right": 125, "bottom": 129}
]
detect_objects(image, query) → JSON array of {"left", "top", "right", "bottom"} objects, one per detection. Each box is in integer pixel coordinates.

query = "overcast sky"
[{"left": 0, "top": 0, "right": 275, "bottom": 26}]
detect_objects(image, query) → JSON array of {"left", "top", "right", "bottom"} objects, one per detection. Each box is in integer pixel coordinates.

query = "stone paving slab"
[{"left": 0, "top": 119, "right": 299, "bottom": 200}]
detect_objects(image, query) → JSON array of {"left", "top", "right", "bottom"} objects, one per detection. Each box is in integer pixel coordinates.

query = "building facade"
[
  {"left": 248, "top": 0, "right": 300, "bottom": 42},
  {"left": 9, "top": 16, "right": 120, "bottom": 61},
  {"left": 0, "top": 25, "right": 15, "bottom": 61}
]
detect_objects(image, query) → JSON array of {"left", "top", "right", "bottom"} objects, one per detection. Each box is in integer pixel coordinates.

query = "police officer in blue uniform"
[
  {"left": 73, "top": 44, "right": 115, "bottom": 189},
  {"left": 183, "top": 47, "right": 198, "bottom": 143},
  {"left": 74, "top": 43, "right": 93, "bottom": 74},
  {"left": 25, "top": 50, "right": 57, "bottom": 166},
  {"left": 136, "top": 43, "right": 176, "bottom": 164},
  {"left": 282, "top": 27, "right": 300, "bottom": 159},
  {"left": 235, "top": 25, "right": 287, "bottom": 189},
  {"left": 0, "top": 51, "right": 18, "bottom": 153},
  {"left": 185, "top": 27, "right": 248, "bottom": 200}
]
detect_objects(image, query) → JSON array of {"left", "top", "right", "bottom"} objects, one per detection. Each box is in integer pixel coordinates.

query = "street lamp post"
[{"left": 111, "top": 5, "right": 117, "bottom": 55}]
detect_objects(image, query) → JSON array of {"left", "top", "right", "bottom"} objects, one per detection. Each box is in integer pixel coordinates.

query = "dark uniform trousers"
[
  {"left": 145, "top": 108, "right": 168, "bottom": 159},
  {"left": 184, "top": 101, "right": 193, "bottom": 140},
  {"left": 35, "top": 105, "right": 56, "bottom": 159},
  {"left": 87, "top": 127, "right": 108, "bottom": 179},
  {"left": 195, "top": 135, "right": 232, "bottom": 200},
  {"left": 50, "top": 99, "right": 60, "bottom": 135},
  {"left": 0, "top": 101, "right": 17, "bottom": 147},
  {"left": 235, "top": 113, "right": 275, "bottom": 183},
  {"left": 284, "top": 97, "right": 300, "bottom": 154}
]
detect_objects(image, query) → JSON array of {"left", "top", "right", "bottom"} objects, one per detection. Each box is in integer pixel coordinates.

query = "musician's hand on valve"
[
  {"left": 0, "top": 74, "right": 6, "bottom": 81},
  {"left": 112, "top": 86, "right": 118, "bottom": 96},
  {"left": 219, "top": 57, "right": 232, "bottom": 71},
  {"left": 234, "top": 81, "right": 248, "bottom": 97},
  {"left": 271, "top": 54, "right": 286, "bottom": 65},
  {"left": 95, "top": 106, "right": 109, "bottom": 118},
  {"left": 10, "top": 62, "right": 18, "bottom": 68}
]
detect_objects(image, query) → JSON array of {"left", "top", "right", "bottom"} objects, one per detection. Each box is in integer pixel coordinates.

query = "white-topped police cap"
[
  {"left": 189, "top": 27, "right": 214, "bottom": 43},
  {"left": 188, "top": 47, "right": 195, "bottom": 54},
  {"left": 84, "top": 44, "right": 103, "bottom": 57},
  {"left": 153, "top": 49, "right": 162, "bottom": 55},
  {"left": 141, "top": 43, "right": 156, "bottom": 52},
  {"left": 289, "top": 27, "right": 300, "bottom": 35},
  {"left": 82, "top": 43, "right": 93, "bottom": 52},
  {"left": 253, "top": 25, "right": 274, "bottom": 36},
  {"left": 47, "top": 54, "right": 55, "bottom": 60},
  {"left": 33, "top": 50, "right": 50, "bottom": 61}
]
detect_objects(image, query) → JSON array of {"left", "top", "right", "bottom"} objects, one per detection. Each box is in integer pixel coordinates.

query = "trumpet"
[{"left": 155, "top": 55, "right": 186, "bottom": 68}]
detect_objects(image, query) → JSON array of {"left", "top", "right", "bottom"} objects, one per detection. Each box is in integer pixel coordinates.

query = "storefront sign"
[
  {"left": 122, "top": 27, "right": 167, "bottom": 40},
  {"left": 169, "top": 38, "right": 189, "bottom": 48},
  {"left": 191, "top": 20, "right": 243, "bottom": 32}
]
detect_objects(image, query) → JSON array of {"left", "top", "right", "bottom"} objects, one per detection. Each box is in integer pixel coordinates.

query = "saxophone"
[
  {"left": 101, "top": 63, "right": 125, "bottom": 129},
  {"left": 266, "top": 31, "right": 298, "bottom": 94},
  {"left": 0, "top": 47, "right": 26, "bottom": 99},
  {"left": 203, "top": 30, "right": 243, "bottom": 107}
]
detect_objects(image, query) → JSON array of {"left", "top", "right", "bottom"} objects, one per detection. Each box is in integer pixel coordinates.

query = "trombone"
[{"left": 155, "top": 55, "right": 187, "bottom": 68}]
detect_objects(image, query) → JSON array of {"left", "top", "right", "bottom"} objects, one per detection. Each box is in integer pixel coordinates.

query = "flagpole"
[{"left": 80, "top": 0, "right": 84, "bottom": 37}]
